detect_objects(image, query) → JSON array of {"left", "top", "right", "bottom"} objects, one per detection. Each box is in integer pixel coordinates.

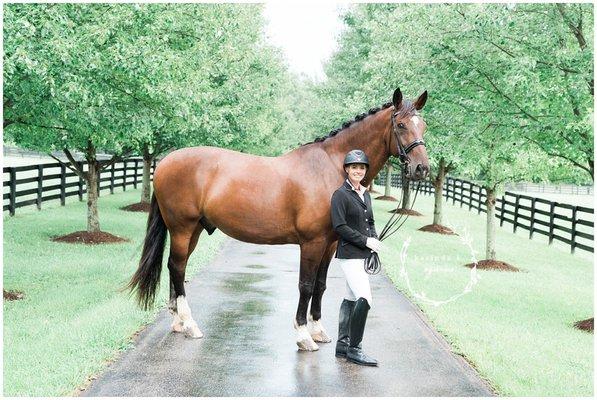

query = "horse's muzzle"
[{"left": 406, "top": 163, "right": 429, "bottom": 181}]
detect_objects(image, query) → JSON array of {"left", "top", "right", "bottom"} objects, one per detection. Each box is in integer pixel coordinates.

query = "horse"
[{"left": 127, "top": 87, "right": 430, "bottom": 351}]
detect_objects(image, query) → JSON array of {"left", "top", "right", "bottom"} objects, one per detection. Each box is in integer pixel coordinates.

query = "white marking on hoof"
[
  {"left": 176, "top": 295, "right": 204, "bottom": 339},
  {"left": 294, "top": 320, "right": 319, "bottom": 351},
  {"left": 183, "top": 320, "right": 204, "bottom": 339},
  {"left": 308, "top": 315, "right": 332, "bottom": 343},
  {"left": 171, "top": 314, "right": 184, "bottom": 333}
]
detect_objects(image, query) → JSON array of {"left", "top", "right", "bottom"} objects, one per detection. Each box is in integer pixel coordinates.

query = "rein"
[{"left": 364, "top": 111, "right": 426, "bottom": 275}]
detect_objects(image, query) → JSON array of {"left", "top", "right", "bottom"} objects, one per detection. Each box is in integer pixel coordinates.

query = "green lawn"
[
  {"left": 371, "top": 184, "right": 593, "bottom": 396},
  {"left": 3, "top": 189, "right": 226, "bottom": 396}
]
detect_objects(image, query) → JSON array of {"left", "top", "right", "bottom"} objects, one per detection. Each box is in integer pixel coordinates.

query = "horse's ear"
[
  {"left": 392, "top": 88, "right": 403, "bottom": 109},
  {"left": 414, "top": 90, "right": 428, "bottom": 110}
]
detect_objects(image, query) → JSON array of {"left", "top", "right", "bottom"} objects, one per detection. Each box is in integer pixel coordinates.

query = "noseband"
[{"left": 391, "top": 111, "right": 426, "bottom": 163}]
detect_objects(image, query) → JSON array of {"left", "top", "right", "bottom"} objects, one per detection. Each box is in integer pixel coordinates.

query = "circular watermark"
[{"left": 394, "top": 219, "right": 480, "bottom": 306}]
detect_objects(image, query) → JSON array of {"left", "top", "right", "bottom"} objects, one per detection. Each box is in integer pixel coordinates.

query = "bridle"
[{"left": 391, "top": 110, "right": 426, "bottom": 164}]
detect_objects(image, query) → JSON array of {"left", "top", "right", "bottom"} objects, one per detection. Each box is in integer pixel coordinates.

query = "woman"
[{"left": 330, "top": 149, "right": 383, "bottom": 367}]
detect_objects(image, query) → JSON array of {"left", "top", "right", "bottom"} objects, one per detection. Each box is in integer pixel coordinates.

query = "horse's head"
[{"left": 389, "top": 88, "right": 430, "bottom": 180}]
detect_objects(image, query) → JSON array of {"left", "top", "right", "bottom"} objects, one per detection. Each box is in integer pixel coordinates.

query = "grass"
[
  {"left": 371, "top": 184, "right": 593, "bottom": 396},
  {"left": 3, "top": 189, "right": 227, "bottom": 396}
]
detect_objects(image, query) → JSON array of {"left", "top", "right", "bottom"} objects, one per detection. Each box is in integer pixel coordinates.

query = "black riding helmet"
[{"left": 343, "top": 149, "right": 369, "bottom": 168}]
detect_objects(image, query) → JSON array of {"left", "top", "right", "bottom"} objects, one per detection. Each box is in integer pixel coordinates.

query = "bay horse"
[{"left": 127, "top": 87, "right": 430, "bottom": 351}]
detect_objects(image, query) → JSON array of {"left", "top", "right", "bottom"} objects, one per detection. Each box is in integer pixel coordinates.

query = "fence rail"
[
  {"left": 377, "top": 174, "right": 594, "bottom": 254},
  {"left": 3, "top": 158, "right": 155, "bottom": 215},
  {"left": 505, "top": 181, "right": 593, "bottom": 195}
]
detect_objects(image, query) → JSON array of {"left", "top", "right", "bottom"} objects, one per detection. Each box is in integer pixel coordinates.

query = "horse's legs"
[
  {"left": 168, "top": 223, "right": 204, "bottom": 338},
  {"left": 307, "top": 241, "right": 336, "bottom": 343},
  {"left": 294, "top": 239, "right": 327, "bottom": 351}
]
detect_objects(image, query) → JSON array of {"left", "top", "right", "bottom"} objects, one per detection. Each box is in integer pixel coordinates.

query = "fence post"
[
  {"left": 60, "top": 164, "right": 66, "bottom": 206},
  {"left": 110, "top": 163, "right": 115, "bottom": 194},
  {"left": 97, "top": 167, "right": 101, "bottom": 197},
  {"left": 513, "top": 194, "right": 520, "bottom": 232},
  {"left": 499, "top": 195, "right": 505, "bottom": 226},
  {"left": 134, "top": 159, "right": 138, "bottom": 189},
  {"left": 77, "top": 162, "right": 83, "bottom": 201},
  {"left": 529, "top": 198, "right": 536, "bottom": 239},
  {"left": 548, "top": 202, "right": 556, "bottom": 244},
  {"left": 570, "top": 206, "right": 577, "bottom": 254},
  {"left": 122, "top": 160, "right": 127, "bottom": 191},
  {"left": 37, "top": 164, "right": 43, "bottom": 210},
  {"left": 8, "top": 167, "right": 16, "bottom": 216},
  {"left": 444, "top": 178, "right": 449, "bottom": 200}
]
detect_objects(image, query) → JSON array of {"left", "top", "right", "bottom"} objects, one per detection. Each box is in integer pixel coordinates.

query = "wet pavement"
[{"left": 83, "top": 238, "right": 495, "bottom": 396}]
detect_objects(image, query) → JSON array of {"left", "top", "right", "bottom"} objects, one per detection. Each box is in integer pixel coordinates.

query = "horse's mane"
[{"left": 301, "top": 100, "right": 416, "bottom": 146}]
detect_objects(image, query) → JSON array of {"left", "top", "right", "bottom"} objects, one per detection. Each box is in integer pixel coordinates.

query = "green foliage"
[
  {"left": 305, "top": 3, "right": 593, "bottom": 184},
  {"left": 4, "top": 3, "right": 291, "bottom": 156}
]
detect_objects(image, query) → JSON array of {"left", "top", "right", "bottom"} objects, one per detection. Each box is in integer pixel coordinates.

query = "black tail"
[{"left": 127, "top": 194, "right": 168, "bottom": 310}]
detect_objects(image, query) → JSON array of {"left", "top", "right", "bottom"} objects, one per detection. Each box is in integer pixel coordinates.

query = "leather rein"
[{"left": 364, "top": 111, "right": 426, "bottom": 275}]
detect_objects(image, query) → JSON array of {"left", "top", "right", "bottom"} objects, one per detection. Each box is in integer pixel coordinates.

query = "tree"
[{"left": 4, "top": 3, "right": 292, "bottom": 229}]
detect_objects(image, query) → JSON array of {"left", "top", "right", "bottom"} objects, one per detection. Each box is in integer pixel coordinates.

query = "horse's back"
[{"left": 153, "top": 146, "right": 302, "bottom": 243}]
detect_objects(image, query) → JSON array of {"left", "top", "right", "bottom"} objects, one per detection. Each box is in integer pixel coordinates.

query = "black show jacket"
[{"left": 331, "top": 180, "right": 378, "bottom": 259}]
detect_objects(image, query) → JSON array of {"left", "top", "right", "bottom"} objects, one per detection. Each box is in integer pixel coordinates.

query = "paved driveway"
[{"left": 82, "top": 238, "right": 495, "bottom": 396}]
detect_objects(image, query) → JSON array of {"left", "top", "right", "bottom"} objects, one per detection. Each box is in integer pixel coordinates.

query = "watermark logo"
[{"left": 394, "top": 219, "right": 480, "bottom": 306}]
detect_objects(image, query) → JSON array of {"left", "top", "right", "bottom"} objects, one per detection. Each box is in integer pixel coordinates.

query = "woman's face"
[{"left": 345, "top": 163, "right": 367, "bottom": 183}]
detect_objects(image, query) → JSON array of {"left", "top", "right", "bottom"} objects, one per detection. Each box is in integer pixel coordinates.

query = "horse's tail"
[{"left": 127, "top": 193, "right": 168, "bottom": 310}]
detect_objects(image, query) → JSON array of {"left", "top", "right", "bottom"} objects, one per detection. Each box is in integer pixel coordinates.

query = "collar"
[{"left": 345, "top": 179, "right": 366, "bottom": 196}]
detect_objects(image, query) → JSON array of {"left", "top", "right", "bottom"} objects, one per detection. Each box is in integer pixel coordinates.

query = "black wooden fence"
[
  {"left": 376, "top": 174, "right": 594, "bottom": 254},
  {"left": 3, "top": 158, "right": 156, "bottom": 215}
]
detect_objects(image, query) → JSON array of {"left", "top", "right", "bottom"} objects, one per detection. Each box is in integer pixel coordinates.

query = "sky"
[{"left": 262, "top": 2, "right": 349, "bottom": 81}]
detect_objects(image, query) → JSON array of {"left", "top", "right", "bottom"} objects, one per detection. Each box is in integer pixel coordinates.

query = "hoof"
[
  {"left": 297, "top": 336, "right": 319, "bottom": 351},
  {"left": 295, "top": 320, "right": 319, "bottom": 351},
  {"left": 308, "top": 317, "right": 332, "bottom": 343},
  {"left": 183, "top": 321, "right": 204, "bottom": 339},
  {"left": 310, "top": 331, "right": 332, "bottom": 343},
  {"left": 171, "top": 321, "right": 184, "bottom": 333}
]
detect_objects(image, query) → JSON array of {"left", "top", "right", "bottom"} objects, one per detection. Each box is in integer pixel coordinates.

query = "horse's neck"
[{"left": 322, "top": 108, "right": 392, "bottom": 186}]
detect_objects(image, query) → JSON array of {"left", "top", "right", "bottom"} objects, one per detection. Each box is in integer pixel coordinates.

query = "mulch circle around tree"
[
  {"left": 121, "top": 202, "right": 151, "bottom": 212},
  {"left": 388, "top": 208, "right": 423, "bottom": 216},
  {"left": 419, "top": 224, "right": 457, "bottom": 235},
  {"left": 465, "top": 259, "right": 520, "bottom": 272},
  {"left": 375, "top": 195, "right": 398, "bottom": 201},
  {"left": 52, "top": 231, "right": 128, "bottom": 245},
  {"left": 3, "top": 289, "right": 25, "bottom": 301},
  {"left": 573, "top": 318, "right": 593, "bottom": 333}
]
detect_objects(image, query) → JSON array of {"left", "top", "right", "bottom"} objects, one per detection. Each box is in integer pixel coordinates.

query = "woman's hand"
[{"left": 365, "top": 237, "right": 383, "bottom": 253}]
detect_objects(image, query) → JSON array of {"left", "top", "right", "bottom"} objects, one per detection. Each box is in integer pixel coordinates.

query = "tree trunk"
[
  {"left": 485, "top": 186, "right": 497, "bottom": 260},
  {"left": 141, "top": 145, "right": 152, "bottom": 204},
  {"left": 86, "top": 155, "right": 100, "bottom": 233},
  {"left": 401, "top": 165, "right": 411, "bottom": 208},
  {"left": 384, "top": 163, "right": 393, "bottom": 196},
  {"left": 433, "top": 158, "right": 446, "bottom": 225}
]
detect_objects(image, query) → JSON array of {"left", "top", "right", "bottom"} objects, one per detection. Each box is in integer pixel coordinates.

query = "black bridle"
[{"left": 391, "top": 110, "right": 426, "bottom": 164}]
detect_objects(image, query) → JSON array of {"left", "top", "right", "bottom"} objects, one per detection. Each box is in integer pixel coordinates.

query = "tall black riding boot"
[
  {"left": 335, "top": 299, "right": 355, "bottom": 357},
  {"left": 347, "top": 297, "right": 378, "bottom": 366}
]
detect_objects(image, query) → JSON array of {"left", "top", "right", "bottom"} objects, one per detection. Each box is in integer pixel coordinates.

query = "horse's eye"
[{"left": 398, "top": 122, "right": 406, "bottom": 129}]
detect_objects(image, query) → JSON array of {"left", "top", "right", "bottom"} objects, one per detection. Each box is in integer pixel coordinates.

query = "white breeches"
[{"left": 339, "top": 258, "right": 373, "bottom": 306}]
